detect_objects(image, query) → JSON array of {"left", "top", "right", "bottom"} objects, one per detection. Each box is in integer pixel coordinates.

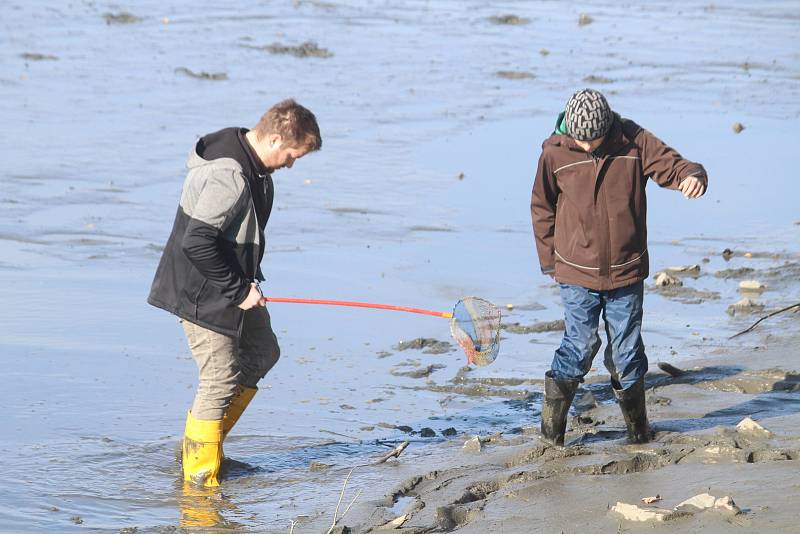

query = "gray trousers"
[{"left": 181, "top": 306, "right": 280, "bottom": 420}]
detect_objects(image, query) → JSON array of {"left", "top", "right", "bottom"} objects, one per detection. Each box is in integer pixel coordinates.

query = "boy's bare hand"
[
  {"left": 238, "top": 282, "right": 266, "bottom": 310},
  {"left": 678, "top": 175, "right": 707, "bottom": 199}
]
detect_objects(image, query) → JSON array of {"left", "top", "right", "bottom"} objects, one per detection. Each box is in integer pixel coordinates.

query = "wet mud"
[
  {"left": 2, "top": 0, "right": 799, "bottom": 531},
  {"left": 174, "top": 67, "right": 228, "bottom": 81},
  {"left": 261, "top": 40, "right": 332, "bottom": 58}
]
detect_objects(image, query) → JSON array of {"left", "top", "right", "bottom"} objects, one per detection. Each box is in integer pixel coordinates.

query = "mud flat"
[{"left": 294, "top": 323, "right": 800, "bottom": 533}]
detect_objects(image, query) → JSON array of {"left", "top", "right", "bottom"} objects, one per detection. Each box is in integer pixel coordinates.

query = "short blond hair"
[{"left": 253, "top": 99, "right": 322, "bottom": 150}]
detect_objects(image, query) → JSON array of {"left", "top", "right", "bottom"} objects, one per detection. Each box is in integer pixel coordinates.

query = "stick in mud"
[
  {"left": 729, "top": 301, "right": 800, "bottom": 339},
  {"left": 326, "top": 468, "right": 362, "bottom": 534},
  {"left": 375, "top": 440, "right": 409, "bottom": 464}
]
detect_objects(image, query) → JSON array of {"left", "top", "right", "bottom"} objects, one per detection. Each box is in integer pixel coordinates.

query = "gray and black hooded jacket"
[{"left": 148, "top": 127, "right": 274, "bottom": 337}]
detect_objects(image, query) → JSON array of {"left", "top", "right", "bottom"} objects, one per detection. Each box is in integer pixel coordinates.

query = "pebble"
[{"left": 463, "top": 436, "right": 482, "bottom": 452}]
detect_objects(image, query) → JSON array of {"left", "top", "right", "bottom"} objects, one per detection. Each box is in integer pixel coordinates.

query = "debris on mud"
[
  {"left": 394, "top": 338, "right": 453, "bottom": 354},
  {"left": 174, "top": 67, "right": 228, "bottom": 81},
  {"left": 103, "top": 12, "right": 141, "bottom": 25},
  {"left": 736, "top": 416, "right": 772, "bottom": 437},
  {"left": 488, "top": 14, "right": 530, "bottom": 25},
  {"left": 391, "top": 364, "right": 445, "bottom": 379},
  {"left": 463, "top": 436, "right": 482, "bottom": 452},
  {"left": 496, "top": 70, "right": 535, "bottom": 80},
  {"left": 653, "top": 283, "right": 720, "bottom": 304},
  {"left": 665, "top": 264, "right": 701, "bottom": 275},
  {"left": 657, "top": 361, "right": 685, "bottom": 377},
  {"left": 578, "top": 13, "right": 594, "bottom": 26},
  {"left": 502, "top": 319, "right": 564, "bottom": 334},
  {"left": 539, "top": 48, "right": 550, "bottom": 56},
  {"left": 583, "top": 74, "right": 613, "bottom": 84},
  {"left": 727, "top": 297, "right": 764, "bottom": 316},
  {"left": 715, "top": 266, "right": 755, "bottom": 279},
  {"left": 20, "top": 53, "right": 58, "bottom": 61},
  {"left": 309, "top": 461, "right": 333, "bottom": 472},
  {"left": 610, "top": 502, "right": 687, "bottom": 522},
  {"left": 722, "top": 248, "right": 735, "bottom": 260},
  {"left": 264, "top": 41, "right": 332, "bottom": 58},
  {"left": 732, "top": 122, "right": 745, "bottom": 134}
]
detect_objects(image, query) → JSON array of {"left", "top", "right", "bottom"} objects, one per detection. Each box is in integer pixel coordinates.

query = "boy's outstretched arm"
[
  {"left": 531, "top": 151, "right": 558, "bottom": 276},
  {"left": 635, "top": 127, "right": 708, "bottom": 199}
]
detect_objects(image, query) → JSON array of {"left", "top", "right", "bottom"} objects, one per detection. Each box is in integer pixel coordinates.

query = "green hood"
[{"left": 554, "top": 111, "right": 569, "bottom": 136}]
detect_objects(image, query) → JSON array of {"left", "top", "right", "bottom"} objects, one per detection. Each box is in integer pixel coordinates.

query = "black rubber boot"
[
  {"left": 540, "top": 371, "right": 580, "bottom": 446},
  {"left": 614, "top": 377, "right": 651, "bottom": 443}
]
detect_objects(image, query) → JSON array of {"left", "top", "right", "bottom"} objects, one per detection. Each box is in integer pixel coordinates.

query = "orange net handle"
[{"left": 263, "top": 297, "right": 453, "bottom": 318}]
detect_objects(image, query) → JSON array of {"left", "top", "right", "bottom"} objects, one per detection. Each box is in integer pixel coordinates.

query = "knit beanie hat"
[{"left": 564, "top": 89, "right": 613, "bottom": 141}]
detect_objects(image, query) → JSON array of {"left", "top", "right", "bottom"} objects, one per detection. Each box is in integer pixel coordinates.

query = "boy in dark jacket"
[
  {"left": 148, "top": 99, "right": 321, "bottom": 486},
  {"left": 531, "top": 89, "right": 707, "bottom": 445}
]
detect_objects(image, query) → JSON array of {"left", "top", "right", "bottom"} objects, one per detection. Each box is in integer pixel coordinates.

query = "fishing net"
[{"left": 449, "top": 297, "right": 501, "bottom": 367}]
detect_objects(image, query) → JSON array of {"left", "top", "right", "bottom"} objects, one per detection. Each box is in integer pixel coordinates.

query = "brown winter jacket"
[{"left": 531, "top": 115, "right": 707, "bottom": 291}]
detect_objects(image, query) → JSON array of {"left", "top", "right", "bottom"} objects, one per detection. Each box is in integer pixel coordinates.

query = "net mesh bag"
[{"left": 449, "top": 297, "right": 501, "bottom": 366}]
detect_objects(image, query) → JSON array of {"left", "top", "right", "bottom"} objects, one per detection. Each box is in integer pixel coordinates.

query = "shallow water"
[{"left": 1, "top": 0, "right": 799, "bottom": 531}]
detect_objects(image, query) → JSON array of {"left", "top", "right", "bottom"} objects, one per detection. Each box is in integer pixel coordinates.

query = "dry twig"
[
  {"left": 326, "top": 468, "right": 360, "bottom": 534},
  {"left": 729, "top": 301, "right": 800, "bottom": 339},
  {"left": 375, "top": 440, "right": 409, "bottom": 464}
]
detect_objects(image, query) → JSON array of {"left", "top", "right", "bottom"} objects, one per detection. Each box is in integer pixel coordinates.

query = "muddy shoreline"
[{"left": 292, "top": 320, "right": 800, "bottom": 533}]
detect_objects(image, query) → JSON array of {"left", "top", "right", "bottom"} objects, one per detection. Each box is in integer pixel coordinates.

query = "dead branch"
[
  {"left": 375, "top": 440, "right": 409, "bottom": 464},
  {"left": 326, "top": 468, "right": 355, "bottom": 534},
  {"left": 729, "top": 301, "right": 800, "bottom": 339}
]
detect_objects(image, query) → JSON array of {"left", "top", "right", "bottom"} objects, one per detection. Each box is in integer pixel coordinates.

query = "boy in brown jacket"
[{"left": 531, "top": 89, "right": 707, "bottom": 445}]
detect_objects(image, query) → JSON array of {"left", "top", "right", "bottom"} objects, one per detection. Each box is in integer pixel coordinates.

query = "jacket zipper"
[
  {"left": 238, "top": 172, "right": 264, "bottom": 336},
  {"left": 593, "top": 153, "right": 611, "bottom": 288}
]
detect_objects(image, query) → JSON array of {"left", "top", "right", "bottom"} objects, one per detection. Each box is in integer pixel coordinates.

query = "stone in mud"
[
  {"left": 722, "top": 248, "right": 735, "bottom": 260},
  {"left": 463, "top": 436, "right": 482, "bottom": 452},
  {"left": 396, "top": 425, "right": 413, "bottom": 434},
  {"left": 265, "top": 41, "right": 332, "bottom": 58},
  {"left": 394, "top": 338, "right": 453, "bottom": 354},
  {"left": 496, "top": 70, "right": 535, "bottom": 80},
  {"left": 674, "top": 493, "right": 717, "bottom": 512},
  {"left": 726, "top": 297, "right": 764, "bottom": 316},
  {"left": 577, "top": 13, "right": 594, "bottom": 26},
  {"left": 539, "top": 48, "right": 550, "bottom": 56},
  {"left": 654, "top": 271, "right": 682, "bottom": 287},
  {"left": 610, "top": 502, "right": 685, "bottom": 522},
  {"left": 488, "top": 14, "right": 530, "bottom": 25},
  {"left": 103, "top": 12, "right": 141, "bottom": 24},
  {"left": 442, "top": 427, "right": 458, "bottom": 437},
  {"left": 174, "top": 67, "right": 228, "bottom": 81},
  {"left": 714, "top": 496, "right": 742, "bottom": 515},
  {"left": 738, "top": 280, "right": 766, "bottom": 291},
  {"left": 20, "top": 52, "right": 58, "bottom": 61},
  {"left": 736, "top": 416, "right": 772, "bottom": 437},
  {"left": 419, "top": 427, "right": 436, "bottom": 438},
  {"left": 732, "top": 122, "right": 745, "bottom": 134},
  {"left": 502, "top": 319, "right": 565, "bottom": 334}
]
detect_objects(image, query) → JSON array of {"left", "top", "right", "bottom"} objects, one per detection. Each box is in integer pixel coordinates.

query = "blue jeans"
[{"left": 551, "top": 282, "right": 647, "bottom": 390}]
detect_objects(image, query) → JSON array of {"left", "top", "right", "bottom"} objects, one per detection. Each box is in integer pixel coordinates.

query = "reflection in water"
[{"left": 179, "top": 482, "right": 227, "bottom": 529}]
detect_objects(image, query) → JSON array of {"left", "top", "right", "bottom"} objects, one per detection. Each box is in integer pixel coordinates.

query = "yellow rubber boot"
[
  {"left": 182, "top": 412, "right": 223, "bottom": 487},
  {"left": 222, "top": 386, "right": 257, "bottom": 439}
]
